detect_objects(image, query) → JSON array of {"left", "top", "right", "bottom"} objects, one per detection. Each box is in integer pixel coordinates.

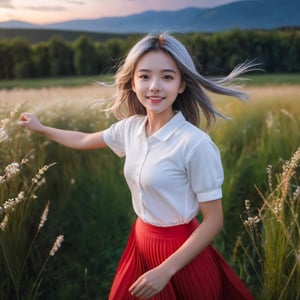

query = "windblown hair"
[{"left": 108, "top": 33, "right": 255, "bottom": 128}]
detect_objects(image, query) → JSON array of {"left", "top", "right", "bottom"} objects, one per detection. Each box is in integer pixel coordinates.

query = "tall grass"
[
  {"left": 1, "top": 92, "right": 133, "bottom": 299},
  {"left": 239, "top": 148, "right": 300, "bottom": 300},
  {"left": 210, "top": 86, "right": 300, "bottom": 299},
  {"left": 0, "top": 83, "right": 299, "bottom": 299},
  {"left": 0, "top": 103, "right": 64, "bottom": 299}
]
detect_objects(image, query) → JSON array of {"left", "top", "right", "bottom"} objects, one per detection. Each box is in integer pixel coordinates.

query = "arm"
[
  {"left": 19, "top": 112, "right": 107, "bottom": 150},
  {"left": 129, "top": 199, "right": 223, "bottom": 299}
]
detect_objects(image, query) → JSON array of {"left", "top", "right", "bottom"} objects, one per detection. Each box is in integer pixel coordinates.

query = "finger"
[
  {"left": 128, "top": 278, "right": 141, "bottom": 293},
  {"left": 137, "top": 287, "right": 155, "bottom": 300},
  {"left": 19, "top": 114, "right": 28, "bottom": 122},
  {"left": 131, "top": 286, "right": 149, "bottom": 299},
  {"left": 17, "top": 121, "right": 26, "bottom": 128},
  {"left": 130, "top": 281, "right": 155, "bottom": 299}
]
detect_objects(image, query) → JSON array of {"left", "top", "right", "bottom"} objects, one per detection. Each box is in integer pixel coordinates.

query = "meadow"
[{"left": 0, "top": 76, "right": 299, "bottom": 299}]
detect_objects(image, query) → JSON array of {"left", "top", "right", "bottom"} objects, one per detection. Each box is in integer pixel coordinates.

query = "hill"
[
  {"left": 0, "top": 0, "right": 299, "bottom": 39},
  {"left": 40, "top": 1, "right": 300, "bottom": 33}
]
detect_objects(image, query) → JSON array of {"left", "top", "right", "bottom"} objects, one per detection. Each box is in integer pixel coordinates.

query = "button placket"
[{"left": 135, "top": 136, "right": 149, "bottom": 217}]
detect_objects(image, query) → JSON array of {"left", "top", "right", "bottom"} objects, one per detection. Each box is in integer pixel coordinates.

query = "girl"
[{"left": 19, "top": 33, "right": 255, "bottom": 299}]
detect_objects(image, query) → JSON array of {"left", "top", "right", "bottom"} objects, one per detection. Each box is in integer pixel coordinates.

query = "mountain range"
[{"left": 0, "top": 0, "right": 299, "bottom": 33}]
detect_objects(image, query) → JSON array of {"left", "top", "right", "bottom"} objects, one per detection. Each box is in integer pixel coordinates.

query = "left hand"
[{"left": 129, "top": 266, "right": 172, "bottom": 299}]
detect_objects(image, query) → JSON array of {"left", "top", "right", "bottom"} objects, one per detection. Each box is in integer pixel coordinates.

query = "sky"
[{"left": 0, "top": 0, "right": 244, "bottom": 24}]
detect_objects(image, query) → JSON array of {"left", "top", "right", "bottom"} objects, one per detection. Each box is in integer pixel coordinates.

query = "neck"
[{"left": 146, "top": 111, "right": 176, "bottom": 136}]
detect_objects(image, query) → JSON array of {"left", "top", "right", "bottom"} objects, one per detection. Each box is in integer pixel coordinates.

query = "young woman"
[{"left": 19, "top": 33, "right": 255, "bottom": 299}]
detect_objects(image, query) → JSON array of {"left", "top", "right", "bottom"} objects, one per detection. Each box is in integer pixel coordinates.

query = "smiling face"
[{"left": 132, "top": 50, "right": 186, "bottom": 120}]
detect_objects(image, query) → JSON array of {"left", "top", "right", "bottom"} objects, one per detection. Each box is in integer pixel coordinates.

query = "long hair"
[{"left": 108, "top": 33, "right": 255, "bottom": 128}]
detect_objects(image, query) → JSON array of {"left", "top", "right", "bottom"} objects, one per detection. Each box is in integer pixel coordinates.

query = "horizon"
[{"left": 0, "top": 0, "right": 246, "bottom": 24}]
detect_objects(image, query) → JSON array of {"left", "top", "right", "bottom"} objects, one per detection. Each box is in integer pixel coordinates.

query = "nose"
[{"left": 149, "top": 78, "right": 160, "bottom": 92}]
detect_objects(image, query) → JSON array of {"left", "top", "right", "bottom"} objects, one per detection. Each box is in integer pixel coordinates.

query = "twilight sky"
[{"left": 0, "top": 0, "right": 244, "bottom": 24}]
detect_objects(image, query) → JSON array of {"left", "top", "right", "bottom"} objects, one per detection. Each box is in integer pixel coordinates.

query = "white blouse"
[{"left": 103, "top": 112, "right": 224, "bottom": 226}]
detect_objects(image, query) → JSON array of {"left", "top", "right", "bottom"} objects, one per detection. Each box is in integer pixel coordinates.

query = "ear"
[{"left": 178, "top": 80, "right": 186, "bottom": 94}]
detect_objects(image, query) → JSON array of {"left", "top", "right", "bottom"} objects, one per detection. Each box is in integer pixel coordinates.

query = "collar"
[{"left": 137, "top": 112, "right": 186, "bottom": 142}]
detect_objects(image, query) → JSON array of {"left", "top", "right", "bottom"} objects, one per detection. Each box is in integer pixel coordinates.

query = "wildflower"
[
  {"left": 293, "top": 186, "right": 300, "bottom": 202},
  {"left": 4, "top": 162, "right": 20, "bottom": 179},
  {"left": 244, "top": 199, "right": 251, "bottom": 211},
  {"left": 271, "top": 197, "right": 283, "bottom": 216},
  {"left": 16, "top": 191, "right": 25, "bottom": 201},
  {"left": 0, "top": 215, "right": 9, "bottom": 231},
  {"left": 21, "top": 158, "right": 29, "bottom": 165},
  {"left": 49, "top": 235, "right": 64, "bottom": 256},
  {"left": 280, "top": 109, "right": 294, "bottom": 120},
  {"left": 0, "top": 128, "right": 8, "bottom": 142},
  {"left": 38, "top": 201, "right": 50, "bottom": 231},
  {"left": 0, "top": 103, "right": 24, "bottom": 143},
  {"left": 266, "top": 164, "right": 273, "bottom": 191},
  {"left": 0, "top": 176, "right": 5, "bottom": 184},
  {"left": 265, "top": 112, "right": 274, "bottom": 129},
  {"left": 10, "top": 102, "right": 23, "bottom": 118},
  {"left": 37, "top": 177, "right": 46, "bottom": 187},
  {"left": 32, "top": 163, "right": 56, "bottom": 184},
  {"left": 1, "top": 191, "right": 25, "bottom": 213},
  {"left": 2, "top": 198, "right": 14, "bottom": 212},
  {"left": 243, "top": 215, "right": 261, "bottom": 227},
  {"left": 0, "top": 118, "right": 9, "bottom": 130},
  {"left": 281, "top": 147, "right": 300, "bottom": 198}
]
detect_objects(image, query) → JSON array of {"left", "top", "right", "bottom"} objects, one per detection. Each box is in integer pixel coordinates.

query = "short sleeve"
[
  {"left": 103, "top": 119, "right": 127, "bottom": 157},
  {"left": 186, "top": 138, "right": 224, "bottom": 202}
]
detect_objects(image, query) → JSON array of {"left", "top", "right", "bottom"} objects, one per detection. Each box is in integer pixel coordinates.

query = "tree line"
[{"left": 0, "top": 29, "right": 299, "bottom": 80}]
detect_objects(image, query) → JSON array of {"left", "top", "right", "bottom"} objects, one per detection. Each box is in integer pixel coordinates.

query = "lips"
[{"left": 147, "top": 96, "right": 164, "bottom": 103}]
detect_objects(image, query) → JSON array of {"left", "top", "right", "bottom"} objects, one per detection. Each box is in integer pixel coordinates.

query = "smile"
[{"left": 147, "top": 96, "right": 164, "bottom": 103}]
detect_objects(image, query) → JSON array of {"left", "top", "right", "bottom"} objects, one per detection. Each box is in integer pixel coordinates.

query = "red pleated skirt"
[{"left": 109, "top": 218, "right": 255, "bottom": 300}]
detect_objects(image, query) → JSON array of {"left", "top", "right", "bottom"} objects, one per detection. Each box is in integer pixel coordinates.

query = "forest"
[{"left": 0, "top": 28, "right": 300, "bottom": 80}]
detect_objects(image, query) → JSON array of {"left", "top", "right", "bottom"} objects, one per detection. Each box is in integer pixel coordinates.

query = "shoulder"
[
  {"left": 120, "top": 114, "right": 145, "bottom": 127},
  {"left": 179, "top": 120, "right": 212, "bottom": 145},
  {"left": 107, "top": 114, "right": 145, "bottom": 131},
  {"left": 177, "top": 121, "right": 221, "bottom": 159}
]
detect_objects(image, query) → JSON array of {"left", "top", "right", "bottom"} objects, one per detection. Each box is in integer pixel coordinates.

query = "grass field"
[
  {"left": 0, "top": 73, "right": 300, "bottom": 90},
  {"left": 1, "top": 76, "right": 299, "bottom": 299},
  {"left": 0, "top": 74, "right": 113, "bottom": 90}
]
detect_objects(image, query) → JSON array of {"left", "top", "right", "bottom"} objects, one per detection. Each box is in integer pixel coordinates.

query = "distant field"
[
  {"left": 0, "top": 73, "right": 299, "bottom": 90},
  {"left": 0, "top": 28, "right": 131, "bottom": 43},
  {"left": 0, "top": 75, "right": 113, "bottom": 90},
  {"left": 246, "top": 73, "right": 300, "bottom": 85}
]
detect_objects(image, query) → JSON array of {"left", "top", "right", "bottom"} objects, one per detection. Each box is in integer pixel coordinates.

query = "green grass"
[
  {"left": 0, "top": 74, "right": 113, "bottom": 90},
  {"left": 245, "top": 73, "right": 300, "bottom": 86},
  {"left": 0, "top": 73, "right": 300, "bottom": 90}
]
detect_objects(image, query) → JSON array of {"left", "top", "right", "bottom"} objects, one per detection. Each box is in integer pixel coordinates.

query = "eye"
[
  {"left": 138, "top": 74, "right": 149, "bottom": 80},
  {"left": 163, "top": 74, "right": 174, "bottom": 80}
]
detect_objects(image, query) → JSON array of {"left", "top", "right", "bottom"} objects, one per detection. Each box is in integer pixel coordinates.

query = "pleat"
[
  {"left": 211, "top": 247, "right": 255, "bottom": 300},
  {"left": 108, "top": 224, "right": 144, "bottom": 300},
  {"left": 134, "top": 218, "right": 222, "bottom": 299},
  {"left": 109, "top": 218, "right": 255, "bottom": 300}
]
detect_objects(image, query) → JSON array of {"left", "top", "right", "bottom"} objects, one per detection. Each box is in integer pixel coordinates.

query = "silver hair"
[{"left": 106, "top": 33, "right": 257, "bottom": 128}]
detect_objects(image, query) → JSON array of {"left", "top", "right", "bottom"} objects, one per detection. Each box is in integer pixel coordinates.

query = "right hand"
[{"left": 18, "top": 112, "right": 44, "bottom": 133}]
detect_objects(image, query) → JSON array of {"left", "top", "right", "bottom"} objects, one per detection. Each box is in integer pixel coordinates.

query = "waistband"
[{"left": 135, "top": 217, "right": 199, "bottom": 238}]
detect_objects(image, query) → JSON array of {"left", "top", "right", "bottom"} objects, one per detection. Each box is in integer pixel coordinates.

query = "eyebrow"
[{"left": 137, "top": 69, "right": 177, "bottom": 73}]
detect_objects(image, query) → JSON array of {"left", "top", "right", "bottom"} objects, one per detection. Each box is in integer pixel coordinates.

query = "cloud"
[
  {"left": 65, "top": 0, "right": 85, "bottom": 4},
  {"left": 23, "top": 5, "right": 67, "bottom": 12},
  {"left": 0, "top": 0, "right": 13, "bottom": 8}
]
